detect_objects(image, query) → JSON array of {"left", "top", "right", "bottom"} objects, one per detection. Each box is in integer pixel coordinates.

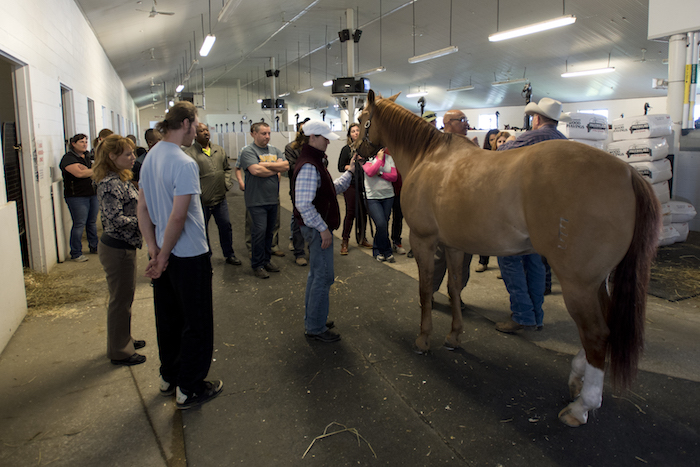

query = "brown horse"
[{"left": 355, "top": 90, "right": 661, "bottom": 427}]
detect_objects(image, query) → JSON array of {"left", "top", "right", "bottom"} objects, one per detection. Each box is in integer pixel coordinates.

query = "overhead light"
[
  {"left": 176, "top": 84, "right": 184, "bottom": 93},
  {"left": 491, "top": 78, "right": 528, "bottom": 86},
  {"left": 256, "top": 99, "right": 263, "bottom": 103},
  {"left": 323, "top": 80, "right": 333, "bottom": 87},
  {"left": 168, "top": 100, "right": 175, "bottom": 107},
  {"left": 446, "top": 85, "right": 475, "bottom": 92},
  {"left": 218, "top": 0, "right": 243, "bottom": 23},
  {"left": 297, "top": 87, "right": 314, "bottom": 94},
  {"left": 488, "top": 15, "right": 576, "bottom": 42},
  {"left": 561, "top": 67, "right": 615, "bottom": 78},
  {"left": 406, "top": 91, "right": 428, "bottom": 98},
  {"left": 408, "top": 46, "right": 458, "bottom": 64},
  {"left": 354, "top": 66, "right": 386, "bottom": 77},
  {"left": 199, "top": 34, "right": 216, "bottom": 57},
  {"left": 278, "top": 92, "right": 290, "bottom": 97}
]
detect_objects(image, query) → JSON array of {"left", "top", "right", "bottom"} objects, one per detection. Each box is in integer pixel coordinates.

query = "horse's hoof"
[
  {"left": 413, "top": 346, "right": 430, "bottom": 355},
  {"left": 415, "top": 336, "right": 430, "bottom": 353},
  {"left": 558, "top": 406, "right": 586, "bottom": 427},
  {"left": 443, "top": 338, "right": 461, "bottom": 351}
]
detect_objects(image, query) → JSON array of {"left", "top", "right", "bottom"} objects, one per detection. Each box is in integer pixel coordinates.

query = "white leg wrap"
[
  {"left": 568, "top": 349, "right": 586, "bottom": 393},
  {"left": 565, "top": 363, "right": 604, "bottom": 425}
]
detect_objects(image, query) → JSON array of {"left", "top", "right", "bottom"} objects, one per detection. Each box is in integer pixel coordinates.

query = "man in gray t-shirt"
[{"left": 238, "top": 122, "right": 288, "bottom": 278}]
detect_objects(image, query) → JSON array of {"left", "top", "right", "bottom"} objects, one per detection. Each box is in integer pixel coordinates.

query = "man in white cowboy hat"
[{"left": 494, "top": 97, "right": 569, "bottom": 334}]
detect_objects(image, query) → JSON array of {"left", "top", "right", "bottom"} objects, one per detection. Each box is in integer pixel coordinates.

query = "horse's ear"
[
  {"left": 367, "top": 89, "right": 376, "bottom": 106},
  {"left": 388, "top": 92, "right": 400, "bottom": 103}
]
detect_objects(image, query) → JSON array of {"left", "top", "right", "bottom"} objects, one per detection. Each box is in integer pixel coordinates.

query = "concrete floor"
[{"left": 1, "top": 178, "right": 698, "bottom": 466}]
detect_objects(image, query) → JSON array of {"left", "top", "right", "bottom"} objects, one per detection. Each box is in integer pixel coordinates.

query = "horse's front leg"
[
  {"left": 558, "top": 360, "right": 605, "bottom": 427},
  {"left": 409, "top": 231, "right": 438, "bottom": 353},
  {"left": 443, "top": 246, "right": 466, "bottom": 350}
]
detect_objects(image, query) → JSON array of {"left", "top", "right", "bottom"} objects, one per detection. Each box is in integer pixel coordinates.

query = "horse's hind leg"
[
  {"left": 410, "top": 231, "right": 438, "bottom": 352},
  {"left": 443, "top": 246, "right": 466, "bottom": 349},
  {"left": 558, "top": 281, "right": 610, "bottom": 427}
]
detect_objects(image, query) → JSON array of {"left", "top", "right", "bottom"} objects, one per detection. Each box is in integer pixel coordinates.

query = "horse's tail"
[{"left": 607, "top": 171, "right": 661, "bottom": 389}]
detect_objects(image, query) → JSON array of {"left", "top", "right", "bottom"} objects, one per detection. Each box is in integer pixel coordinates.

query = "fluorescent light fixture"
[
  {"left": 176, "top": 84, "right": 184, "bottom": 93},
  {"left": 168, "top": 100, "right": 174, "bottom": 107},
  {"left": 278, "top": 92, "right": 291, "bottom": 97},
  {"left": 354, "top": 66, "right": 386, "bottom": 77},
  {"left": 491, "top": 78, "right": 528, "bottom": 86},
  {"left": 408, "top": 46, "right": 458, "bottom": 64},
  {"left": 218, "top": 0, "right": 243, "bottom": 23},
  {"left": 323, "top": 80, "right": 333, "bottom": 87},
  {"left": 199, "top": 34, "right": 216, "bottom": 57},
  {"left": 297, "top": 87, "right": 314, "bottom": 94},
  {"left": 446, "top": 85, "right": 475, "bottom": 92},
  {"left": 256, "top": 99, "right": 263, "bottom": 103},
  {"left": 561, "top": 67, "right": 615, "bottom": 78},
  {"left": 406, "top": 91, "right": 428, "bottom": 98},
  {"left": 489, "top": 15, "right": 576, "bottom": 42}
]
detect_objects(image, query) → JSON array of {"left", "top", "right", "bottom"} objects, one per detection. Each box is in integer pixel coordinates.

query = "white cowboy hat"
[
  {"left": 302, "top": 120, "right": 339, "bottom": 140},
  {"left": 524, "top": 98, "right": 571, "bottom": 122}
]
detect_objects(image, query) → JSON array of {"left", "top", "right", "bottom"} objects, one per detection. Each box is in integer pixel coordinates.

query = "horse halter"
[{"left": 361, "top": 107, "right": 383, "bottom": 155}]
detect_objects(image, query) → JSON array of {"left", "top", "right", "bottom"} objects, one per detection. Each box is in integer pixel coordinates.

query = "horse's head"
[{"left": 354, "top": 89, "right": 399, "bottom": 158}]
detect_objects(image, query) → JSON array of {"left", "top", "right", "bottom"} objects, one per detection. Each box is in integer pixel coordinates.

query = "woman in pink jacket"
[{"left": 363, "top": 148, "right": 398, "bottom": 262}]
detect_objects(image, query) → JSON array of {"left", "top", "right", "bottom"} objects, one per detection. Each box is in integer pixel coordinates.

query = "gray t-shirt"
[
  {"left": 238, "top": 143, "right": 285, "bottom": 207},
  {"left": 140, "top": 141, "right": 208, "bottom": 257}
]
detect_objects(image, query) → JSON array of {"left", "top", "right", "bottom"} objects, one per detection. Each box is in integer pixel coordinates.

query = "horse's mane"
[{"left": 374, "top": 98, "right": 448, "bottom": 157}]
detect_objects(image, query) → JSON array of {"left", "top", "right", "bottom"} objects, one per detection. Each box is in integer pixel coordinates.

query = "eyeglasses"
[{"left": 448, "top": 117, "right": 467, "bottom": 123}]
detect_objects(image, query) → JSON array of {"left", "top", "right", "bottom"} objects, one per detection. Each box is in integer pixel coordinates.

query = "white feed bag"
[
  {"left": 570, "top": 139, "right": 605, "bottom": 150},
  {"left": 661, "top": 202, "right": 673, "bottom": 225},
  {"left": 652, "top": 181, "right": 670, "bottom": 204},
  {"left": 658, "top": 225, "right": 680, "bottom": 247},
  {"left": 606, "top": 138, "right": 669, "bottom": 162},
  {"left": 629, "top": 159, "right": 672, "bottom": 184},
  {"left": 668, "top": 200, "right": 697, "bottom": 223},
  {"left": 558, "top": 113, "right": 608, "bottom": 140},
  {"left": 671, "top": 222, "right": 690, "bottom": 243},
  {"left": 612, "top": 114, "right": 672, "bottom": 141}
]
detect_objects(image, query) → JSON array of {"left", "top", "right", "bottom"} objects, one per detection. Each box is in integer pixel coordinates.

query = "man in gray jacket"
[{"left": 185, "top": 123, "right": 242, "bottom": 265}]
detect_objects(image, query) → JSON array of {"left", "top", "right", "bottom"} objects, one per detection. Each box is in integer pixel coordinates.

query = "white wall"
[{"left": 0, "top": 0, "right": 141, "bottom": 352}]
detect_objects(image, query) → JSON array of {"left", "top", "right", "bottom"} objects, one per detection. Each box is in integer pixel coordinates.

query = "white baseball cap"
[{"left": 302, "top": 120, "right": 339, "bottom": 140}]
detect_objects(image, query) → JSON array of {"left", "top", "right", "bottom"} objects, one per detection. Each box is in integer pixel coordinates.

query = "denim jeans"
[
  {"left": 248, "top": 204, "right": 277, "bottom": 269},
  {"left": 291, "top": 213, "right": 306, "bottom": 258},
  {"left": 153, "top": 253, "right": 213, "bottom": 394},
  {"left": 301, "top": 226, "right": 334, "bottom": 334},
  {"left": 65, "top": 195, "right": 99, "bottom": 258},
  {"left": 203, "top": 198, "right": 235, "bottom": 258},
  {"left": 367, "top": 197, "right": 394, "bottom": 258},
  {"left": 497, "top": 254, "right": 545, "bottom": 327}
]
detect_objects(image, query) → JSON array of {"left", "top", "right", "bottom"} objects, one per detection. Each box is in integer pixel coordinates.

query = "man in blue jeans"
[
  {"left": 292, "top": 120, "right": 355, "bottom": 343},
  {"left": 495, "top": 97, "right": 570, "bottom": 333},
  {"left": 238, "top": 122, "right": 288, "bottom": 279},
  {"left": 185, "top": 122, "right": 242, "bottom": 266}
]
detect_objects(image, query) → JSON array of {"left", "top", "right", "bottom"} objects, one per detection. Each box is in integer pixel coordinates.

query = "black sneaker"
[
  {"left": 264, "top": 262, "right": 280, "bottom": 272},
  {"left": 133, "top": 339, "right": 146, "bottom": 350},
  {"left": 111, "top": 353, "right": 146, "bottom": 366},
  {"left": 226, "top": 255, "right": 242, "bottom": 265},
  {"left": 305, "top": 329, "right": 341, "bottom": 343},
  {"left": 176, "top": 380, "right": 224, "bottom": 410},
  {"left": 253, "top": 267, "right": 270, "bottom": 279}
]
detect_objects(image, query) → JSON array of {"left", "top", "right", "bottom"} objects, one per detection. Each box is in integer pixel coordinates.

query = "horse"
[{"left": 354, "top": 90, "right": 661, "bottom": 427}]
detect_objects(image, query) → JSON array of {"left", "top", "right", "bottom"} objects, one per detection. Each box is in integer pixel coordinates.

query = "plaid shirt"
[
  {"left": 295, "top": 165, "right": 351, "bottom": 232},
  {"left": 497, "top": 124, "right": 567, "bottom": 151}
]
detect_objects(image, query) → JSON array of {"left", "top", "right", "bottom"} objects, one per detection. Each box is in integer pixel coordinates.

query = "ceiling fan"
[
  {"left": 634, "top": 48, "right": 656, "bottom": 63},
  {"left": 137, "top": 1, "right": 174, "bottom": 18}
]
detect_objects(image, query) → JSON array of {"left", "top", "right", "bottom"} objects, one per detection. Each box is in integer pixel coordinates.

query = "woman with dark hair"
[
  {"left": 475, "top": 129, "right": 501, "bottom": 272},
  {"left": 337, "top": 123, "right": 371, "bottom": 255},
  {"left": 93, "top": 134, "right": 146, "bottom": 366},
  {"left": 60, "top": 133, "right": 98, "bottom": 262}
]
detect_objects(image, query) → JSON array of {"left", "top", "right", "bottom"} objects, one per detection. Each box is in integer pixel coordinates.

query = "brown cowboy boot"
[{"left": 340, "top": 240, "right": 349, "bottom": 255}]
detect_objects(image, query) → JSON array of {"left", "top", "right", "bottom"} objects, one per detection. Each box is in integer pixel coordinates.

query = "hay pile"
[{"left": 23, "top": 268, "right": 92, "bottom": 316}]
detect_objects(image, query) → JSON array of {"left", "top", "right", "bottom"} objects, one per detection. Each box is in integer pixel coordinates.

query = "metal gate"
[{"left": 2, "top": 122, "right": 29, "bottom": 267}]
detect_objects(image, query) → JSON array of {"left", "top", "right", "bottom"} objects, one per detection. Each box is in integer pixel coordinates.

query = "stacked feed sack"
[
  {"left": 557, "top": 113, "right": 608, "bottom": 150},
  {"left": 608, "top": 114, "right": 689, "bottom": 245},
  {"left": 660, "top": 200, "right": 697, "bottom": 245}
]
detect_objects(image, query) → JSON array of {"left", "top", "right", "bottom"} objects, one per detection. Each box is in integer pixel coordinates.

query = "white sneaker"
[
  {"left": 288, "top": 241, "right": 294, "bottom": 251},
  {"left": 386, "top": 255, "right": 396, "bottom": 263},
  {"left": 376, "top": 255, "right": 386, "bottom": 262},
  {"left": 72, "top": 255, "right": 88, "bottom": 262},
  {"left": 475, "top": 263, "right": 487, "bottom": 272},
  {"left": 394, "top": 244, "right": 407, "bottom": 255}
]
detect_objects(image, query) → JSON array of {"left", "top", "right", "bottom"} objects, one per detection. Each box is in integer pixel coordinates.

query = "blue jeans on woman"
[
  {"left": 497, "top": 254, "right": 546, "bottom": 327},
  {"left": 367, "top": 197, "right": 394, "bottom": 258},
  {"left": 65, "top": 195, "right": 99, "bottom": 259},
  {"left": 300, "top": 225, "right": 334, "bottom": 335}
]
